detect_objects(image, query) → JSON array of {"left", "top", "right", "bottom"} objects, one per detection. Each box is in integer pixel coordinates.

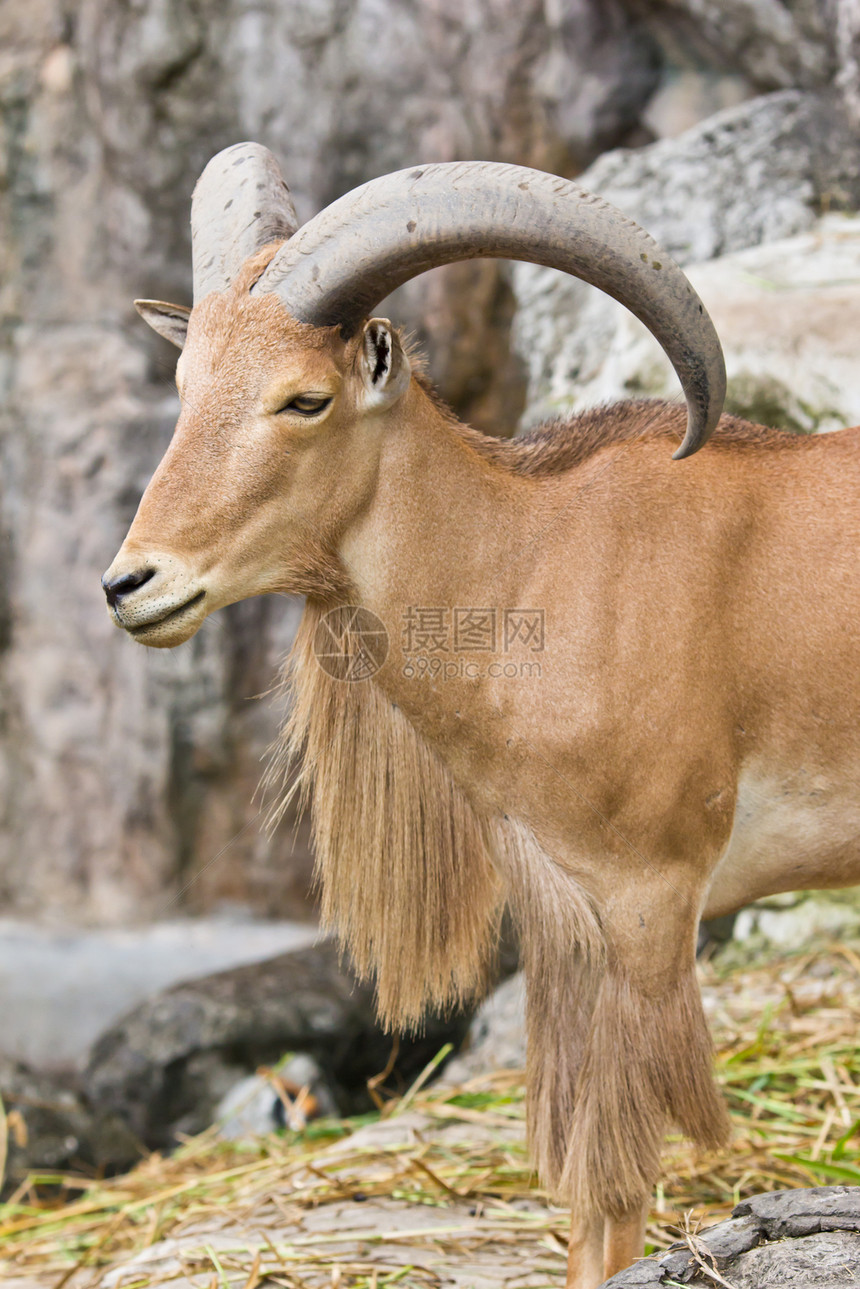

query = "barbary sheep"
[{"left": 103, "top": 144, "right": 860, "bottom": 1287}]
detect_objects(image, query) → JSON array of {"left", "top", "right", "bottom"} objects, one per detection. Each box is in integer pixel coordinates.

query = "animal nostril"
[{"left": 102, "top": 567, "right": 156, "bottom": 609}]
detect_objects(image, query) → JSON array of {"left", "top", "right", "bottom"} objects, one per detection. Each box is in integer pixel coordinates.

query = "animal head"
[
  {"left": 103, "top": 144, "right": 726, "bottom": 647},
  {"left": 109, "top": 261, "right": 410, "bottom": 647}
]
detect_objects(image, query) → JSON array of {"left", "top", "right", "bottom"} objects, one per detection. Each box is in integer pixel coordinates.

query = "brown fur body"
[{"left": 105, "top": 272, "right": 860, "bottom": 1287}]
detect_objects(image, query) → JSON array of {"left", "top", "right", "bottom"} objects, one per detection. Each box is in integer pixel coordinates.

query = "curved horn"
[
  {"left": 191, "top": 142, "right": 299, "bottom": 303},
  {"left": 255, "top": 161, "right": 725, "bottom": 459}
]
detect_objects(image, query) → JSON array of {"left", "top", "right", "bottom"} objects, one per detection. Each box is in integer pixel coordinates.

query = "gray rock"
[
  {"left": 721, "top": 1231, "right": 860, "bottom": 1287},
  {"left": 735, "top": 1185, "right": 860, "bottom": 1237},
  {"left": 556, "top": 89, "right": 859, "bottom": 265},
  {"left": 835, "top": 1, "right": 860, "bottom": 127},
  {"left": 84, "top": 939, "right": 475, "bottom": 1148},
  {"left": 0, "top": 1059, "right": 142, "bottom": 1191},
  {"left": 635, "top": 0, "right": 860, "bottom": 138},
  {"left": 513, "top": 90, "right": 860, "bottom": 424},
  {"left": 442, "top": 972, "right": 526, "bottom": 1084},
  {"left": 601, "top": 1185, "right": 860, "bottom": 1286},
  {"left": 215, "top": 1055, "right": 338, "bottom": 1138},
  {"left": 734, "top": 892, "right": 860, "bottom": 950},
  {"left": 634, "top": 0, "right": 836, "bottom": 93}
]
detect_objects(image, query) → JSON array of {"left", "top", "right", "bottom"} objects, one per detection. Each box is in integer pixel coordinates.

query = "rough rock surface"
[
  {"left": 518, "top": 212, "right": 860, "bottom": 432},
  {"left": 632, "top": 0, "right": 860, "bottom": 135},
  {"left": 441, "top": 972, "right": 527, "bottom": 1085},
  {"left": 601, "top": 1186, "right": 860, "bottom": 1286},
  {"left": 513, "top": 91, "right": 860, "bottom": 425},
  {"left": 734, "top": 890, "right": 860, "bottom": 950},
  {"left": 0, "top": 0, "right": 662, "bottom": 923},
  {"left": 84, "top": 939, "right": 477, "bottom": 1148},
  {"left": 0, "top": 1059, "right": 142, "bottom": 1191},
  {"left": 632, "top": 0, "right": 837, "bottom": 92}
]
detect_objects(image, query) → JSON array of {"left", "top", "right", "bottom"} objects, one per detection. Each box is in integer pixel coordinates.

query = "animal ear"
[
  {"left": 134, "top": 299, "right": 191, "bottom": 350},
  {"left": 358, "top": 318, "right": 410, "bottom": 410}
]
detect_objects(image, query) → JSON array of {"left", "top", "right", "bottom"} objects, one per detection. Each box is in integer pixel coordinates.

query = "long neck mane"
[{"left": 268, "top": 599, "right": 504, "bottom": 1029}]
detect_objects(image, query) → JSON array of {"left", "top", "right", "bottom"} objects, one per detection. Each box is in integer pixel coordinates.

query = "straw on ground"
[{"left": 0, "top": 942, "right": 858, "bottom": 1288}]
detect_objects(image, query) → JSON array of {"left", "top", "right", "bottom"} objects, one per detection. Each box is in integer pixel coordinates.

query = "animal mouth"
[{"left": 128, "top": 590, "right": 206, "bottom": 635}]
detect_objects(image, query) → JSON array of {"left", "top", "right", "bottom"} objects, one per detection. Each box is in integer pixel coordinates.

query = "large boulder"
[
  {"left": 518, "top": 212, "right": 860, "bottom": 433},
  {"left": 513, "top": 90, "right": 860, "bottom": 427},
  {"left": 84, "top": 939, "right": 478, "bottom": 1148},
  {"left": 602, "top": 1185, "right": 860, "bottom": 1286},
  {"left": 0, "top": 1059, "right": 142, "bottom": 1192}
]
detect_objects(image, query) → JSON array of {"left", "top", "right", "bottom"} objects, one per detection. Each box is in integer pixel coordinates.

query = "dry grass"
[{"left": 0, "top": 941, "right": 858, "bottom": 1288}]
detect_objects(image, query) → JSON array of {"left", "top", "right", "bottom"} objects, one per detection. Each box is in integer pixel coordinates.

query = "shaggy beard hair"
[{"left": 266, "top": 598, "right": 504, "bottom": 1030}]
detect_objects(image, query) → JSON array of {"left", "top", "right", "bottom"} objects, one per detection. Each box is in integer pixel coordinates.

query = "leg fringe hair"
[
  {"left": 560, "top": 964, "right": 730, "bottom": 1218},
  {"left": 492, "top": 817, "right": 729, "bottom": 1218},
  {"left": 491, "top": 817, "right": 605, "bottom": 1195}
]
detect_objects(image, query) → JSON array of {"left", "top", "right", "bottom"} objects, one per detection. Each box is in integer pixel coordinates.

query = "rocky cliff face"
[
  {"left": 0, "top": 0, "right": 660, "bottom": 920},
  {"left": 513, "top": 88, "right": 860, "bottom": 426},
  {"left": 3, "top": 0, "right": 860, "bottom": 923}
]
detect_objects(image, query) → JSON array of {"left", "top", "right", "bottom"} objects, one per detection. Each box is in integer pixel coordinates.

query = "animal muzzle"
[{"left": 101, "top": 551, "right": 208, "bottom": 648}]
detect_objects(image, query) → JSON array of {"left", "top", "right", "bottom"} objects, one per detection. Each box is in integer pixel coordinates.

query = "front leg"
[
  {"left": 566, "top": 1205, "right": 648, "bottom": 1289},
  {"left": 512, "top": 855, "right": 727, "bottom": 1286},
  {"left": 571, "top": 906, "right": 728, "bottom": 1284},
  {"left": 500, "top": 821, "right": 728, "bottom": 1287},
  {"left": 565, "top": 1212, "right": 604, "bottom": 1289},
  {"left": 603, "top": 1205, "right": 649, "bottom": 1280}
]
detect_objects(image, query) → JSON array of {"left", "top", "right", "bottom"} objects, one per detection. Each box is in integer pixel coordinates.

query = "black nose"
[{"left": 102, "top": 567, "right": 155, "bottom": 609}]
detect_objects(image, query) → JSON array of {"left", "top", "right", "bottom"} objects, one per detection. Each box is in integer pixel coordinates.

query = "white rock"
[
  {"left": 515, "top": 213, "right": 860, "bottom": 437},
  {"left": 215, "top": 1053, "right": 337, "bottom": 1138},
  {"left": 441, "top": 973, "right": 526, "bottom": 1083},
  {"left": 734, "top": 896, "right": 860, "bottom": 948}
]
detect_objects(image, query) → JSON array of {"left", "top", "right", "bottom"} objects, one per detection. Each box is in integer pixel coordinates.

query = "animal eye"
[{"left": 278, "top": 395, "right": 332, "bottom": 417}]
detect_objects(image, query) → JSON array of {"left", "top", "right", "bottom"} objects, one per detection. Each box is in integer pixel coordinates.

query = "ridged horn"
[
  {"left": 191, "top": 142, "right": 299, "bottom": 303},
  {"left": 255, "top": 161, "right": 725, "bottom": 458}
]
